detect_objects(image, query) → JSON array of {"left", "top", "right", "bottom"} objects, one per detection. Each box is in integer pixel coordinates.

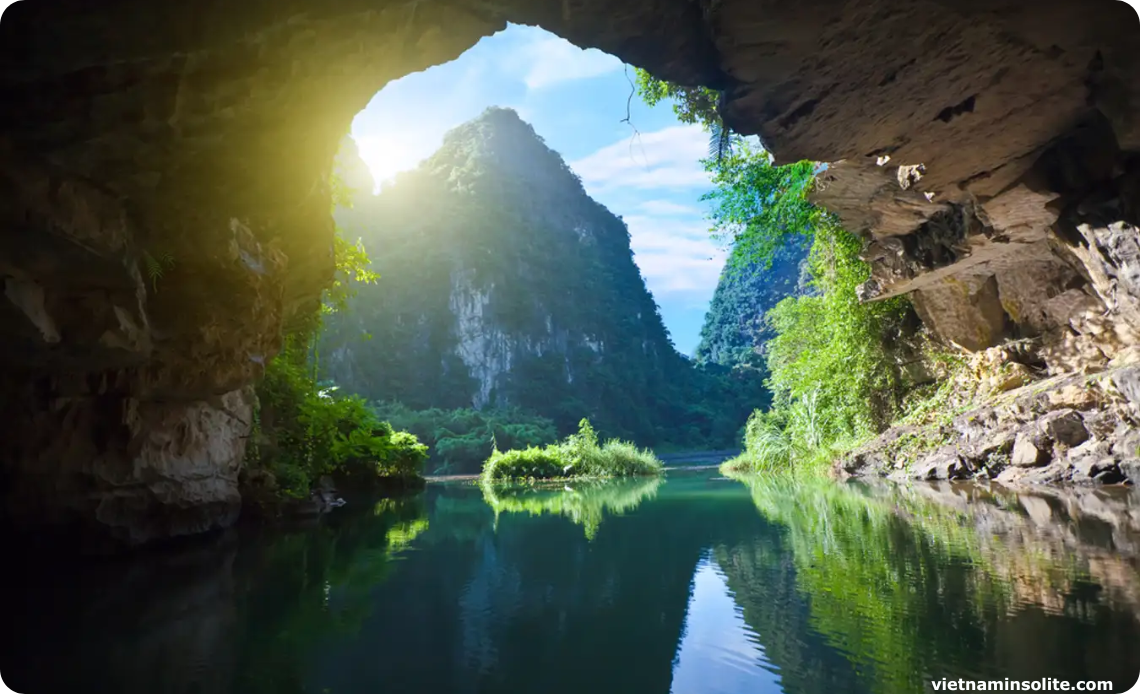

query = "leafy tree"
[
  {"left": 702, "top": 143, "right": 821, "bottom": 265},
  {"left": 765, "top": 221, "right": 910, "bottom": 439},
  {"left": 633, "top": 68, "right": 721, "bottom": 128},
  {"left": 634, "top": 68, "right": 739, "bottom": 160}
]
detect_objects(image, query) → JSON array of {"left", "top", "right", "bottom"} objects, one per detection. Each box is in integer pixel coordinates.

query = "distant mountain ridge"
[{"left": 695, "top": 239, "right": 811, "bottom": 368}]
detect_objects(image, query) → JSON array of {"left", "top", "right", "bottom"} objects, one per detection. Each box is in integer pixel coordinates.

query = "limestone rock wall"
[{"left": 0, "top": 371, "right": 253, "bottom": 549}]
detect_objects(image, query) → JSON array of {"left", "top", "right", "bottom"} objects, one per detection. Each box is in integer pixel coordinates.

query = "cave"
[{"left": 1, "top": 0, "right": 1139, "bottom": 547}]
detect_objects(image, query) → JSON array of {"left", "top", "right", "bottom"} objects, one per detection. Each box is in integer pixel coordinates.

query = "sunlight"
[{"left": 353, "top": 132, "right": 435, "bottom": 190}]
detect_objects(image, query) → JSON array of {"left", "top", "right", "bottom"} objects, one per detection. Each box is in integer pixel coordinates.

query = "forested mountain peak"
[
  {"left": 383, "top": 106, "right": 587, "bottom": 201},
  {"left": 324, "top": 110, "right": 764, "bottom": 451}
]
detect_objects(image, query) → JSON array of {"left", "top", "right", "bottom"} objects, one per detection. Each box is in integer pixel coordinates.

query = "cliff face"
[
  {"left": 1, "top": 0, "right": 1138, "bottom": 545},
  {"left": 324, "top": 108, "right": 734, "bottom": 441}
]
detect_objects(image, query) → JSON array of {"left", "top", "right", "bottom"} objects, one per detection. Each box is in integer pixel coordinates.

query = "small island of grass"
[{"left": 480, "top": 419, "right": 664, "bottom": 482}]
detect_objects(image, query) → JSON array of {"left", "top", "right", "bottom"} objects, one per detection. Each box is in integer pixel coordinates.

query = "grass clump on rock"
[{"left": 481, "top": 419, "right": 664, "bottom": 482}]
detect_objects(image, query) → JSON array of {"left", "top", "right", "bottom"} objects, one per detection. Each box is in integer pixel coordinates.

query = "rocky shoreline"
[{"left": 838, "top": 357, "right": 1140, "bottom": 488}]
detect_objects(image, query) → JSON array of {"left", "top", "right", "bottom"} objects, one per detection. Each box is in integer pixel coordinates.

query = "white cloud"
[
  {"left": 568, "top": 128, "right": 721, "bottom": 299},
  {"left": 638, "top": 200, "right": 704, "bottom": 216},
  {"left": 570, "top": 125, "right": 711, "bottom": 192},
  {"left": 516, "top": 33, "right": 623, "bottom": 90},
  {"left": 623, "top": 215, "right": 727, "bottom": 295},
  {"left": 635, "top": 253, "right": 726, "bottom": 294}
]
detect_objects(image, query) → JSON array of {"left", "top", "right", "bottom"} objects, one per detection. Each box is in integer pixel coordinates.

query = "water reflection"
[
  {"left": 670, "top": 556, "right": 782, "bottom": 694},
  {"left": 2, "top": 496, "right": 429, "bottom": 694},
  {"left": 2, "top": 473, "right": 1138, "bottom": 694},
  {"left": 728, "top": 476, "right": 1140, "bottom": 694},
  {"left": 480, "top": 476, "right": 663, "bottom": 538}
]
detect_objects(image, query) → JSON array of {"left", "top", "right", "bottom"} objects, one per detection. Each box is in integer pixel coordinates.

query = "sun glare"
[{"left": 352, "top": 133, "right": 435, "bottom": 191}]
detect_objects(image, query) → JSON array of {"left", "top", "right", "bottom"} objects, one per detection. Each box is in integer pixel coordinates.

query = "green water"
[{"left": 4, "top": 470, "right": 1140, "bottom": 694}]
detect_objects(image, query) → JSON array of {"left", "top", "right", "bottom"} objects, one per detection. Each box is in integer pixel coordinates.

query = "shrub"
[
  {"left": 248, "top": 342, "right": 427, "bottom": 500},
  {"left": 583, "top": 440, "right": 664, "bottom": 478},
  {"left": 382, "top": 431, "right": 429, "bottom": 479},
  {"left": 480, "top": 419, "right": 664, "bottom": 482},
  {"left": 481, "top": 447, "right": 568, "bottom": 482}
]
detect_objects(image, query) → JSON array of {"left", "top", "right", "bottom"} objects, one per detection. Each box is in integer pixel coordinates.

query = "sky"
[{"left": 350, "top": 23, "right": 726, "bottom": 356}]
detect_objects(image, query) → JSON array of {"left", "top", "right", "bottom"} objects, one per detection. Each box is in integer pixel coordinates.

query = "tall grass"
[
  {"left": 481, "top": 419, "right": 664, "bottom": 482},
  {"left": 720, "top": 390, "right": 850, "bottom": 476}
]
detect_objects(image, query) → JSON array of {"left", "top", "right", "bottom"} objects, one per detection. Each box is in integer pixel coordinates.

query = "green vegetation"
[
  {"left": 369, "top": 402, "right": 559, "bottom": 475},
  {"left": 710, "top": 155, "right": 910, "bottom": 474},
  {"left": 247, "top": 345, "right": 429, "bottom": 501},
  {"left": 480, "top": 476, "right": 663, "bottom": 539},
  {"left": 140, "top": 249, "right": 175, "bottom": 292},
  {"left": 720, "top": 400, "right": 843, "bottom": 476},
  {"left": 636, "top": 74, "right": 918, "bottom": 476},
  {"left": 243, "top": 139, "right": 428, "bottom": 506},
  {"left": 633, "top": 69, "right": 722, "bottom": 128},
  {"left": 481, "top": 419, "right": 664, "bottom": 482},
  {"left": 694, "top": 237, "right": 809, "bottom": 370},
  {"left": 322, "top": 107, "right": 766, "bottom": 453}
]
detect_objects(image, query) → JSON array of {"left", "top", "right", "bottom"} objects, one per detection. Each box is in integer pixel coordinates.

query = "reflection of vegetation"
[
  {"left": 480, "top": 476, "right": 663, "bottom": 539},
  {"left": 419, "top": 492, "right": 496, "bottom": 544},
  {"left": 728, "top": 475, "right": 1140, "bottom": 694},
  {"left": 385, "top": 516, "right": 430, "bottom": 551},
  {"left": 736, "top": 476, "right": 1009, "bottom": 694},
  {"left": 236, "top": 495, "right": 428, "bottom": 693},
  {"left": 710, "top": 538, "right": 867, "bottom": 694}
]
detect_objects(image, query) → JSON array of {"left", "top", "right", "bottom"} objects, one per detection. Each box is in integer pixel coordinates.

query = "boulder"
[
  {"left": 1038, "top": 409, "right": 1090, "bottom": 447},
  {"left": 1112, "top": 366, "right": 1140, "bottom": 408},
  {"left": 1011, "top": 433, "right": 1050, "bottom": 467},
  {"left": 1071, "top": 457, "right": 1119, "bottom": 484},
  {"left": 914, "top": 449, "right": 970, "bottom": 481},
  {"left": 1121, "top": 460, "right": 1140, "bottom": 485}
]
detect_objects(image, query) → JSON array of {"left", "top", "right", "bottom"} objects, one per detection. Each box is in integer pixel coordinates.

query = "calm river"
[{"left": 3, "top": 470, "right": 1140, "bottom": 694}]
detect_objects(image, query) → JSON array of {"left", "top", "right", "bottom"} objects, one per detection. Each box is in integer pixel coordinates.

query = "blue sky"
[{"left": 350, "top": 24, "right": 726, "bottom": 356}]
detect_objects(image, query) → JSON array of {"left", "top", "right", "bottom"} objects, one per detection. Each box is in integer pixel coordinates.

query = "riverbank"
[{"left": 838, "top": 355, "right": 1140, "bottom": 487}]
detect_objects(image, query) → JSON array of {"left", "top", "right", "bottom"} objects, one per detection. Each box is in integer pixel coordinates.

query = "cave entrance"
[
  {"left": 317, "top": 22, "right": 764, "bottom": 471},
  {"left": 342, "top": 23, "right": 727, "bottom": 358}
]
